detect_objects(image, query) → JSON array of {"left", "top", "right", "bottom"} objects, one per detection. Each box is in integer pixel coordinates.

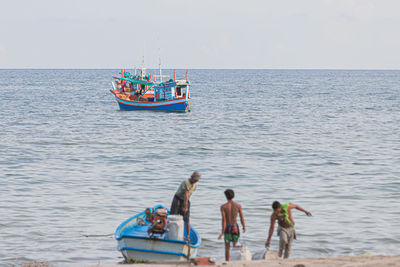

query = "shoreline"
[{"left": 86, "top": 255, "right": 400, "bottom": 267}]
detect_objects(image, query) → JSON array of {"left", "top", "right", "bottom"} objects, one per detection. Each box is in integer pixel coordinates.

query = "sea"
[{"left": 0, "top": 69, "right": 399, "bottom": 266}]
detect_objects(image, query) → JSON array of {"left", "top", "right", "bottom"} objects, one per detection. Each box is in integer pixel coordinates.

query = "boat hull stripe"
[
  {"left": 116, "top": 99, "right": 189, "bottom": 111},
  {"left": 119, "top": 247, "right": 187, "bottom": 257},
  {"left": 115, "top": 98, "right": 187, "bottom": 107}
]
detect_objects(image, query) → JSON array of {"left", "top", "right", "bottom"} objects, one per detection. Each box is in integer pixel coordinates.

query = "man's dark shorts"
[
  {"left": 170, "top": 194, "right": 190, "bottom": 223},
  {"left": 224, "top": 224, "right": 240, "bottom": 243}
]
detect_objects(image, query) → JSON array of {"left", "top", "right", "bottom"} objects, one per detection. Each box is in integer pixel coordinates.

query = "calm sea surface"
[{"left": 0, "top": 69, "right": 399, "bottom": 266}]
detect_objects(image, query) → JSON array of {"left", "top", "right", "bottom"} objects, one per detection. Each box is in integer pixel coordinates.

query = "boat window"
[{"left": 176, "top": 87, "right": 182, "bottom": 97}]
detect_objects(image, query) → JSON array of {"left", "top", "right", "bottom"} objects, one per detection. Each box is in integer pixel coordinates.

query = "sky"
[{"left": 0, "top": 0, "right": 400, "bottom": 69}]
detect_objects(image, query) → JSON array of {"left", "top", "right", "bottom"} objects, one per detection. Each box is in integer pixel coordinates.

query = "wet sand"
[{"left": 88, "top": 255, "right": 400, "bottom": 267}]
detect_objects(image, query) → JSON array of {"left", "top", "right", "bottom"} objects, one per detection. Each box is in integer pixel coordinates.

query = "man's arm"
[
  {"left": 289, "top": 203, "right": 312, "bottom": 216},
  {"left": 239, "top": 204, "right": 246, "bottom": 233},
  {"left": 288, "top": 207, "right": 295, "bottom": 226},
  {"left": 183, "top": 190, "right": 189, "bottom": 212},
  {"left": 218, "top": 206, "right": 226, "bottom": 239},
  {"left": 265, "top": 214, "right": 276, "bottom": 247}
]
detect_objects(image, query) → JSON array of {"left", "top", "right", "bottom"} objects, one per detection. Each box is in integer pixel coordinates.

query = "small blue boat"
[
  {"left": 115, "top": 205, "right": 201, "bottom": 262},
  {"left": 110, "top": 66, "right": 191, "bottom": 112}
]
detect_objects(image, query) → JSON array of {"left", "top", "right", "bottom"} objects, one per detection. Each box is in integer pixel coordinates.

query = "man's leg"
[
  {"left": 225, "top": 242, "right": 230, "bottom": 261},
  {"left": 284, "top": 230, "right": 294, "bottom": 259},
  {"left": 183, "top": 201, "right": 191, "bottom": 240},
  {"left": 279, "top": 230, "right": 288, "bottom": 258},
  {"left": 232, "top": 233, "right": 239, "bottom": 247},
  {"left": 185, "top": 221, "right": 190, "bottom": 241},
  {"left": 284, "top": 243, "right": 290, "bottom": 259}
]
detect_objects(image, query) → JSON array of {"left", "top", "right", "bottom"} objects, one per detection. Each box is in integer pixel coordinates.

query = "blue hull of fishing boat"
[
  {"left": 115, "top": 97, "right": 190, "bottom": 112},
  {"left": 115, "top": 205, "right": 201, "bottom": 262}
]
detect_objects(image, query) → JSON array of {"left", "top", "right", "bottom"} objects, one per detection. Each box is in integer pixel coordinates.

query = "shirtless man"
[
  {"left": 265, "top": 201, "right": 312, "bottom": 258},
  {"left": 218, "top": 189, "right": 246, "bottom": 261}
]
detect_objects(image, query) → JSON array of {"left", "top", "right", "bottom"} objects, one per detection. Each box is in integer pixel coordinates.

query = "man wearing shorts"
[
  {"left": 218, "top": 189, "right": 246, "bottom": 261},
  {"left": 265, "top": 201, "right": 312, "bottom": 258}
]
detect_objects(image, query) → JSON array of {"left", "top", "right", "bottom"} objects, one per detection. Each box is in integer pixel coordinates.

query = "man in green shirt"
[
  {"left": 265, "top": 201, "right": 312, "bottom": 258},
  {"left": 170, "top": 171, "right": 201, "bottom": 239}
]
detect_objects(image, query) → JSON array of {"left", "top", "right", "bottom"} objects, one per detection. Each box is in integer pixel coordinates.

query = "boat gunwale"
[{"left": 116, "top": 96, "right": 188, "bottom": 104}]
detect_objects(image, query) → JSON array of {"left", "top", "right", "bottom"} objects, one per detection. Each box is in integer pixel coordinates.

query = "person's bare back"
[{"left": 221, "top": 201, "right": 241, "bottom": 225}]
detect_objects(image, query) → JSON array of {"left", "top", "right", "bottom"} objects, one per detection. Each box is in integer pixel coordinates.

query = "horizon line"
[{"left": 1, "top": 68, "right": 400, "bottom": 71}]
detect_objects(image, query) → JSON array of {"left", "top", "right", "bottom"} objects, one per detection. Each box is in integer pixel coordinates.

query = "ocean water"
[{"left": 0, "top": 69, "right": 399, "bottom": 266}]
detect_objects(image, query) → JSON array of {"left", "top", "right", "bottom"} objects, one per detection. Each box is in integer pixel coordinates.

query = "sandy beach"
[{"left": 83, "top": 255, "right": 400, "bottom": 267}]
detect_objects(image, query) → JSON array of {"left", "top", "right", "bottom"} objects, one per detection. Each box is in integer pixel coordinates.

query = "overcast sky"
[{"left": 1, "top": 0, "right": 399, "bottom": 69}]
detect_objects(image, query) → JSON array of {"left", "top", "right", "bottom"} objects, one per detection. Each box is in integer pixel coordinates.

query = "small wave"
[{"left": 308, "top": 161, "right": 341, "bottom": 166}]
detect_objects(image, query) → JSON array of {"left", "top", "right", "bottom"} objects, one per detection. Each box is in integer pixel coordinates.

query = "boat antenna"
[
  {"left": 158, "top": 48, "right": 162, "bottom": 82},
  {"left": 141, "top": 55, "right": 146, "bottom": 78}
]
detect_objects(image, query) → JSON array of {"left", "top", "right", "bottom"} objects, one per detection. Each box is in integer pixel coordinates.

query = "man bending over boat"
[
  {"left": 170, "top": 171, "right": 201, "bottom": 240},
  {"left": 218, "top": 189, "right": 246, "bottom": 261},
  {"left": 265, "top": 201, "right": 312, "bottom": 259}
]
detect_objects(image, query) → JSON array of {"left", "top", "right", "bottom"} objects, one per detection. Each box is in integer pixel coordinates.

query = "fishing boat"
[
  {"left": 110, "top": 64, "right": 191, "bottom": 112},
  {"left": 115, "top": 205, "right": 201, "bottom": 262}
]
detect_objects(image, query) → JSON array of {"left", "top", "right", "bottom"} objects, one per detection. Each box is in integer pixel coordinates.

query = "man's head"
[
  {"left": 224, "top": 189, "right": 235, "bottom": 200},
  {"left": 189, "top": 171, "right": 201, "bottom": 184},
  {"left": 272, "top": 201, "right": 282, "bottom": 213}
]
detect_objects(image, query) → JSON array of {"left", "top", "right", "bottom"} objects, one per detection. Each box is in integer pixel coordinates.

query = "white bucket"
[{"left": 166, "top": 215, "right": 184, "bottom": 240}]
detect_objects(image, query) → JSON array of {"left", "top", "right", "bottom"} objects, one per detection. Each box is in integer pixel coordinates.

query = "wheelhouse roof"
[{"left": 113, "top": 77, "right": 154, "bottom": 86}]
